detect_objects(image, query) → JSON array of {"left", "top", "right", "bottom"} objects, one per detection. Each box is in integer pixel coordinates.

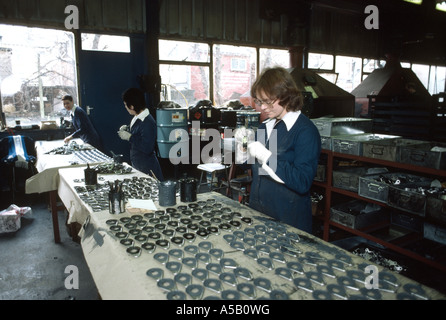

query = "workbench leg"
[{"left": 49, "top": 190, "right": 61, "bottom": 244}]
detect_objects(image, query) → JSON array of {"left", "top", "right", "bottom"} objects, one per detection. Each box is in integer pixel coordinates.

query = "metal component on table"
[
  {"left": 346, "top": 270, "right": 366, "bottom": 285},
  {"left": 146, "top": 268, "right": 164, "bottom": 281},
  {"left": 186, "top": 284, "right": 205, "bottom": 300},
  {"left": 174, "top": 273, "right": 192, "bottom": 287},
  {"left": 219, "top": 272, "right": 238, "bottom": 287},
  {"left": 204, "top": 278, "right": 223, "bottom": 294},
  {"left": 403, "top": 283, "right": 429, "bottom": 300},
  {"left": 317, "top": 265, "right": 336, "bottom": 279},
  {"left": 120, "top": 238, "right": 134, "bottom": 247},
  {"left": 196, "top": 229, "right": 209, "bottom": 239},
  {"left": 359, "top": 287, "right": 382, "bottom": 300},
  {"left": 380, "top": 271, "right": 399, "bottom": 288},
  {"left": 280, "top": 244, "right": 301, "bottom": 257},
  {"left": 270, "top": 289, "right": 289, "bottom": 300},
  {"left": 184, "top": 245, "right": 199, "bottom": 255},
  {"left": 327, "top": 259, "right": 346, "bottom": 272},
  {"left": 266, "top": 240, "right": 281, "bottom": 250},
  {"left": 141, "top": 242, "right": 156, "bottom": 253},
  {"left": 254, "top": 234, "right": 267, "bottom": 244},
  {"left": 157, "top": 278, "right": 177, "bottom": 292},
  {"left": 243, "top": 249, "right": 259, "bottom": 260},
  {"left": 220, "top": 258, "right": 238, "bottom": 269},
  {"left": 254, "top": 224, "right": 267, "bottom": 234},
  {"left": 166, "top": 261, "right": 182, "bottom": 275},
  {"left": 306, "top": 271, "right": 325, "bottom": 287},
  {"left": 257, "top": 257, "right": 274, "bottom": 270},
  {"left": 106, "top": 219, "right": 118, "bottom": 225},
  {"left": 198, "top": 241, "right": 213, "bottom": 252},
  {"left": 396, "top": 292, "right": 418, "bottom": 300},
  {"left": 230, "top": 241, "right": 245, "bottom": 251},
  {"left": 223, "top": 234, "right": 236, "bottom": 243},
  {"left": 377, "top": 280, "right": 396, "bottom": 294},
  {"left": 327, "top": 284, "right": 348, "bottom": 300},
  {"left": 168, "top": 249, "right": 184, "bottom": 260},
  {"left": 286, "top": 231, "right": 300, "bottom": 243},
  {"left": 162, "top": 229, "right": 175, "bottom": 239},
  {"left": 293, "top": 278, "right": 314, "bottom": 293},
  {"left": 306, "top": 251, "right": 326, "bottom": 261},
  {"left": 148, "top": 232, "right": 162, "bottom": 240},
  {"left": 129, "top": 229, "right": 142, "bottom": 236},
  {"left": 312, "top": 290, "right": 333, "bottom": 300},
  {"left": 171, "top": 236, "right": 185, "bottom": 246},
  {"left": 182, "top": 257, "right": 198, "bottom": 269},
  {"left": 275, "top": 267, "right": 294, "bottom": 281},
  {"left": 253, "top": 277, "right": 272, "bottom": 293},
  {"left": 269, "top": 252, "right": 286, "bottom": 264},
  {"left": 337, "top": 276, "right": 359, "bottom": 291},
  {"left": 167, "top": 290, "right": 186, "bottom": 300},
  {"left": 196, "top": 252, "right": 211, "bottom": 264},
  {"left": 126, "top": 246, "right": 141, "bottom": 258},
  {"left": 209, "top": 248, "right": 224, "bottom": 260},
  {"left": 115, "top": 231, "right": 128, "bottom": 239},
  {"left": 334, "top": 253, "right": 353, "bottom": 266},
  {"left": 192, "top": 268, "right": 209, "bottom": 281},
  {"left": 234, "top": 267, "right": 253, "bottom": 281},
  {"left": 221, "top": 290, "right": 241, "bottom": 300},
  {"left": 206, "top": 263, "right": 223, "bottom": 275},
  {"left": 255, "top": 244, "right": 271, "bottom": 255},
  {"left": 154, "top": 252, "right": 169, "bottom": 264},
  {"left": 243, "top": 237, "right": 256, "bottom": 248},
  {"left": 156, "top": 239, "right": 170, "bottom": 250},
  {"left": 286, "top": 261, "right": 305, "bottom": 275},
  {"left": 109, "top": 225, "right": 122, "bottom": 232},
  {"left": 237, "top": 283, "right": 256, "bottom": 299},
  {"left": 183, "top": 233, "right": 196, "bottom": 243}
]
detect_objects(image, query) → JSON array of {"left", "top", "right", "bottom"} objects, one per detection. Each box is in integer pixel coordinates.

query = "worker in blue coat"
[
  {"left": 235, "top": 67, "right": 321, "bottom": 233},
  {"left": 62, "top": 95, "right": 103, "bottom": 151},
  {"left": 118, "top": 88, "right": 164, "bottom": 181}
]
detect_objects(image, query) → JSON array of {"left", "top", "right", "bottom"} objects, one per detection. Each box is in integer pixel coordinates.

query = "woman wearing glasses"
[{"left": 236, "top": 67, "right": 321, "bottom": 233}]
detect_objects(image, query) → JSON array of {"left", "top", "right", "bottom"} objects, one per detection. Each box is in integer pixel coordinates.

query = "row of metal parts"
[{"left": 72, "top": 149, "right": 112, "bottom": 164}]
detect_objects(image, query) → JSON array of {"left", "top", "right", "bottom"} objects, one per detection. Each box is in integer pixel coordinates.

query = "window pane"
[
  {"left": 308, "top": 53, "right": 334, "bottom": 70},
  {"left": 335, "top": 55, "right": 362, "bottom": 92},
  {"left": 81, "top": 33, "right": 130, "bottom": 53},
  {"left": 159, "top": 39, "right": 209, "bottom": 63},
  {"left": 428, "top": 66, "right": 446, "bottom": 95},
  {"left": 0, "top": 24, "right": 78, "bottom": 127},
  {"left": 411, "top": 63, "right": 430, "bottom": 90},
  {"left": 259, "top": 48, "right": 290, "bottom": 72},
  {"left": 363, "top": 58, "right": 385, "bottom": 73},
  {"left": 159, "top": 64, "right": 209, "bottom": 107},
  {"left": 213, "top": 44, "right": 256, "bottom": 106}
]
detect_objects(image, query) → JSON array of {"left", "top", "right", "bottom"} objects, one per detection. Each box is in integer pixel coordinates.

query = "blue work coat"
[
  {"left": 249, "top": 113, "right": 321, "bottom": 233},
  {"left": 71, "top": 106, "right": 102, "bottom": 150}
]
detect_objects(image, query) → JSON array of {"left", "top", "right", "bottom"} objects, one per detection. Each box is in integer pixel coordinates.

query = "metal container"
[
  {"left": 311, "top": 117, "right": 372, "bottom": 137},
  {"left": 156, "top": 108, "right": 189, "bottom": 159},
  {"left": 362, "top": 138, "right": 425, "bottom": 162},
  {"left": 387, "top": 180, "right": 433, "bottom": 217},
  {"left": 330, "top": 200, "right": 390, "bottom": 230},
  {"left": 391, "top": 211, "right": 424, "bottom": 233},
  {"left": 333, "top": 166, "right": 387, "bottom": 192},
  {"left": 332, "top": 134, "right": 401, "bottom": 156},
  {"left": 358, "top": 172, "right": 428, "bottom": 203},
  {"left": 424, "top": 222, "right": 446, "bottom": 245},
  {"left": 426, "top": 191, "right": 446, "bottom": 224},
  {"left": 399, "top": 142, "right": 446, "bottom": 170}
]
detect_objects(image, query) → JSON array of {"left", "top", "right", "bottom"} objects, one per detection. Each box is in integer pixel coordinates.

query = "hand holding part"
[
  {"left": 248, "top": 141, "right": 272, "bottom": 165},
  {"left": 118, "top": 130, "right": 132, "bottom": 141},
  {"left": 119, "top": 125, "right": 129, "bottom": 132}
]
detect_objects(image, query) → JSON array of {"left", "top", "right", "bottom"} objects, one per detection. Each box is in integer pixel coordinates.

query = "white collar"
[
  {"left": 70, "top": 104, "right": 78, "bottom": 117},
  {"left": 264, "top": 111, "right": 301, "bottom": 138},
  {"left": 130, "top": 108, "right": 150, "bottom": 129}
]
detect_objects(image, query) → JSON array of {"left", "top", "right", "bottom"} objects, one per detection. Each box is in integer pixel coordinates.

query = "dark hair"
[
  {"left": 62, "top": 95, "right": 73, "bottom": 102},
  {"left": 251, "top": 67, "right": 303, "bottom": 112},
  {"left": 122, "top": 88, "right": 146, "bottom": 113}
]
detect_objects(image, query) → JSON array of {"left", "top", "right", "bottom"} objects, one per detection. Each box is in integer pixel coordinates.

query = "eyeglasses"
[{"left": 254, "top": 98, "right": 276, "bottom": 107}]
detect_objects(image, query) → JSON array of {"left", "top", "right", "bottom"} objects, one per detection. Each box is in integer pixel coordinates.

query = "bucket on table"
[{"left": 158, "top": 180, "right": 177, "bottom": 206}]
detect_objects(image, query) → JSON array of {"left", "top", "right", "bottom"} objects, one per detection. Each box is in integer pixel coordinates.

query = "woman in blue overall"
[
  {"left": 235, "top": 67, "right": 321, "bottom": 233},
  {"left": 118, "top": 88, "right": 164, "bottom": 181}
]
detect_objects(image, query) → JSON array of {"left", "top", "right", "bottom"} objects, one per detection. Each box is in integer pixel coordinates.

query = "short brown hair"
[
  {"left": 62, "top": 95, "right": 73, "bottom": 102},
  {"left": 251, "top": 67, "right": 303, "bottom": 112}
]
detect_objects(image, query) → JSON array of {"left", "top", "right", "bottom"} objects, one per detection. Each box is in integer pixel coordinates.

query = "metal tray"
[
  {"left": 311, "top": 117, "right": 372, "bottom": 137},
  {"left": 332, "top": 133, "right": 401, "bottom": 156},
  {"left": 399, "top": 142, "right": 446, "bottom": 170},
  {"left": 362, "top": 138, "right": 426, "bottom": 162}
]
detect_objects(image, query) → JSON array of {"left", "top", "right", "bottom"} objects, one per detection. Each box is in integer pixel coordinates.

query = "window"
[
  {"left": 231, "top": 58, "right": 247, "bottom": 72},
  {"left": 308, "top": 53, "right": 334, "bottom": 70},
  {"left": 335, "top": 55, "right": 362, "bottom": 92},
  {"left": 259, "top": 48, "right": 290, "bottom": 72},
  {"left": 436, "top": 2, "right": 446, "bottom": 12},
  {"left": 81, "top": 33, "right": 130, "bottom": 53},
  {"left": 411, "top": 63, "right": 430, "bottom": 90},
  {"left": 0, "top": 24, "right": 78, "bottom": 127}
]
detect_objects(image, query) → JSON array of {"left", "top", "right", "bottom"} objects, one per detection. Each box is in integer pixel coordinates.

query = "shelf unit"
[{"left": 313, "top": 149, "right": 446, "bottom": 272}]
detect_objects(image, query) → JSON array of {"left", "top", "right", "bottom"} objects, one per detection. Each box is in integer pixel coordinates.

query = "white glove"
[
  {"left": 248, "top": 141, "right": 272, "bottom": 165},
  {"left": 118, "top": 130, "right": 132, "bottom": 141},
  {"left": 261, "top": 163, "right": 284, "bottom": 184},
  {"left": 119, "top": 125, "right": 129, "bottom": 131},
  {"left": 234, "top": 127, "right": 255, "bottom": 164}
]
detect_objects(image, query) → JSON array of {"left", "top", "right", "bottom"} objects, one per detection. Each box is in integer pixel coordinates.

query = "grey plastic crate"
[
  {"left": 330, "top": 200, "right": 390, "bottom": 230},
  {"left": 399, "top": 142, "right": 446, "bottom": 170},
  {"left": 332, "top": 134, "right": 401, "bottom": 156},
  {"left": 362, "top": 138, "right": 426, "bottom": 162},
  {"left": 312, "top": 117, "right": 372, "bottom": 137}
]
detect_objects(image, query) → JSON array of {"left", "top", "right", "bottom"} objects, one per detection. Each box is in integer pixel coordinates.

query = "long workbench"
[{"left": 57, "top": 166, "right": 446, "bottom": 300}]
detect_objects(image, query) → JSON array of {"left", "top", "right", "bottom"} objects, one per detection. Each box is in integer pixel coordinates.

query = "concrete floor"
[{"left": 0, "top": 193, "right": 99, "bottom": 300}]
